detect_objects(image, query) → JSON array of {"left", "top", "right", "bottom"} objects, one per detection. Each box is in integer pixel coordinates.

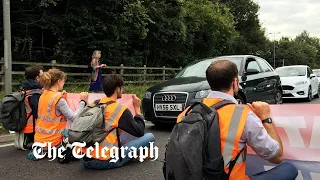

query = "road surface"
[{"left": 0, "top": 98, "right": 319, "bottom": 180}]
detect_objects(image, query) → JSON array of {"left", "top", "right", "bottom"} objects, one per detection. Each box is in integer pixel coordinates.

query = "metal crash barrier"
[{"left": 66, "top": 94, "right": 320, "bottom": 180}]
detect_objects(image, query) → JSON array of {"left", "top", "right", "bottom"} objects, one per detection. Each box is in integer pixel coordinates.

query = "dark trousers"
[{"left": 250, "top": 162, "right": 298, "bottom": 180}]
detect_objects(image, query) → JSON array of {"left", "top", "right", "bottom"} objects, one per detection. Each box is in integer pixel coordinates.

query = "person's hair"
[
  {"left": 39, "top": 69, "right": 67, "bottom": 89},
  {"left": 92, "top": 50, "right": 101, "bottom": 59},
  {"left": 102, "top": 74, "right": 124, "bottom": 97},
  {"left": 206, "top": 60, "right": 238, "bottom": 92},
  {"left": 25, "top": 64, "right": 44, "bottom": 80}
]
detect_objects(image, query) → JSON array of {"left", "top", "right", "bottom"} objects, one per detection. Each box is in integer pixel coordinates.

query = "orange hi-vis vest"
[
  {"left": 82, "top": 97, "right": 127, "bottom": 161},
  {"left": 34, "top": 91, "right": 67, "bottom": 147},
  {"left": 22, "top": 90, "right": 35, "bottom": 133},
  {"left": 177, "top": 98, "right": 250, "bottom": 180}
]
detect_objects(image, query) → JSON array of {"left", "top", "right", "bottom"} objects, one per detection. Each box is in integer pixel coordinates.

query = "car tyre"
[
  {"left": 235, "top": 94, "right": 245, "bottom": 104},
  {"left": 306, "top": 87, "right": 312, "bottom": 102},
  {"left": 315, "top": 87, "right": 320, "bottom": 98},
  {"left": 275, "top": 89, "right": 283, "bottom": 104}
]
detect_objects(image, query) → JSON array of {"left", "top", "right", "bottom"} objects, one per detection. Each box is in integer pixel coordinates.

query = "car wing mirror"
[
  {"left": 241, "top": 75, "right": 247, "bottom": 82},
  {"left": 310, "top": 74, "right": 316, "bottom": 78},
  {"left": 245, "top": 69, "right": 260, "bottom": 76}
]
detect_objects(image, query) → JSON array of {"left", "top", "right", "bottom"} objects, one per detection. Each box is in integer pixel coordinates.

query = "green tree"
[
  {"left": 223, "top": 0, "right": 267, "bottom": 55},
  {"left": 182, "top": 0, "right": 237, "bottom": 64}
]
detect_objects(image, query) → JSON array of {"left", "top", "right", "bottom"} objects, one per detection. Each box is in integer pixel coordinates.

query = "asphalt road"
[{"left": 0, "top": 97, "right": 319, "bottom": 180}]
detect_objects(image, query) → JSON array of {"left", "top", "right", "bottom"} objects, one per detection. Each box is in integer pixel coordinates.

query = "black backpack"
[
  {"left": 163, "top": 100, "right": 245, "bottom": 180},
  {"left": 0, "top": 89, "right": 42, "bottom": 132}
]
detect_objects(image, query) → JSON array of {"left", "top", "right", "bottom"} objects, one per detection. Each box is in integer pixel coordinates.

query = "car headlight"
[
  {"left": 195, "top": 90, "right": 210, "bottom": 99},
  {"left": 295, "top": 81, "right": 308, "bottom": 86},
  {"left": 144, "top": 91, "right": 152, "bottom": 99}
]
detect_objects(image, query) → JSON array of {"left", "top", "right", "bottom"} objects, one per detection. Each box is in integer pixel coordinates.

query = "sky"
[{"left": 257, "top": 0, "right": 320, "bottom": 40}]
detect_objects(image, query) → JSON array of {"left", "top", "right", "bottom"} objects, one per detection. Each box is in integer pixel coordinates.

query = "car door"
[
  {"left": 308, "top": 67, "right": 317, "bottom": 95},
  {"left": 256, "top": 57, "right": 278, "bottom": 103},
  {"left": 242, "top": 57, "right": 265, "bottom": 103}
]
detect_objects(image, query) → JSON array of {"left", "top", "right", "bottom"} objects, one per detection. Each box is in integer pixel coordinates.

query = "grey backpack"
[
  {"left": 163, "top": 100, "right": 245, "bottom": 180},
  {"left": 68, "top": 100, "right": 116, "bottom": 147},
  {"left": 0, "top": 89, "right": 41, "bottom": 132}
]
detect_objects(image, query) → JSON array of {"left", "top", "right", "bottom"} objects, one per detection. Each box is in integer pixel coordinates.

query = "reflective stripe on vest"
[
  {"left": 223, "top": 106, "right": 245, "bottom": 166},
  {"left": 105, "top": 104, "right": 124, "bottom": 131},
  {"left": 37, "top": 115, "right": 67, "bottom": 123},
  {"left": 99, "top": 131, "right": 118, "bottom": 148},
  {"left": 35, "top": 126, "right": 64, "bottom": 135},
  {"left": 34, "top": 91, "right": 66, "bottom": 147}
]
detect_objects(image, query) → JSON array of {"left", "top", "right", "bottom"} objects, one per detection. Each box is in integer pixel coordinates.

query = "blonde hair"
[
  {"left": 39, "top": 69, "right": 67, "bottom": 89},
  {"left": 92, "top": 50, "right": 101, "bottom": 59}
]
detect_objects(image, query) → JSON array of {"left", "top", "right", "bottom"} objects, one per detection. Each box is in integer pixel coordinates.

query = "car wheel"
[
  {"left": 236, "top": 95, "right": 245, "bottom": 104},
  {"left": 315, "top": 87, "right": 320, "bottom": 98},
  {"left": 275, "top": 89, "right": 283, "bottom": 104},
  {"left": 306, "top": 87, "right": 312, "bottom": 102}
]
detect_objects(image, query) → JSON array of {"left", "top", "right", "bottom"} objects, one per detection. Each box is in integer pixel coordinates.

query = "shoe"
[
  {"left": 27, "top": 151, "right": 39, "bottom": 161},
  {"left": 133, "top": 148, "right": 151, "bottom": 162}
]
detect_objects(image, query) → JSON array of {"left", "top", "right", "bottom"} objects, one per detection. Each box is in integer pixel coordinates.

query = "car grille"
[
  {"left": 282, "top": 85, "right": 294, "bottom": 90},
  {"left": 153, "top": 93, "right": 188, "bottom": 117},
  {"left": 283, "top": 94, "right": 294, "bottom": 97}
]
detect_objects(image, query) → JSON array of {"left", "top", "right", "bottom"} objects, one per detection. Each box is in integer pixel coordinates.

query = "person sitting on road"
[
  {"left": 177, "top": 60, "right": 298, "bottom": 180},
  {"left": 28, "top": 69, "right": 88, "bottom": 160},
  {"left": 81, "top": 74, "right": 155, "bottom": 170},
  {"left": 19, "top": 64, "right": 44, "bottom": 150}
]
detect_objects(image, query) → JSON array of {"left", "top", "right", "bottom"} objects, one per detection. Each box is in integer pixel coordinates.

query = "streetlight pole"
[
  {"left": 3, "top": 0, "right": 12, "bottom": 94},
  {"left": 269, "top": 32, "right": 281, "bottom": 68}
]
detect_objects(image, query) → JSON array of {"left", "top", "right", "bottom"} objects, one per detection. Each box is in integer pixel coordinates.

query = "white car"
[
  {"left": 275, "top": 65, "right": 319, "bottom": 101},
  {"left": 312, "top": 69, "right": 320, "bottom": 82}
]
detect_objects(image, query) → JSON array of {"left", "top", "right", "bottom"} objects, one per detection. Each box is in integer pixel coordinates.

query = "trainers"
[
  {"left": 133, "top": 148, "right": 152, "bottom": 162},
  {"left": 27, "top": 151, "right": 39, "bottom": 161}
]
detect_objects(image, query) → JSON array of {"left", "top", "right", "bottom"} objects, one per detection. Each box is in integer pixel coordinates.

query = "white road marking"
[{"left": 0, "top": 143, "right": 14, "bottom": 148}]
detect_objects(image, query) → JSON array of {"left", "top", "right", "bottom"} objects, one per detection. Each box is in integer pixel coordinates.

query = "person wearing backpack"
[
  {"left": 19, "top": 64, "right": 44, "bottom": 149},
  {"left": 79, "top": 74, "right": 155, "bottom": 170},
  {"left": 164, "top": 60, "right": 298, "bottom": 180},
  {"left": 28, "top": 69, "right": 88, "bottom": 160}
]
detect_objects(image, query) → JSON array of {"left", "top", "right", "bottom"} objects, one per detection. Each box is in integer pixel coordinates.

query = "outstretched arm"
[{"left": 55, "top": 98, "right": 86, "bottom": 122}]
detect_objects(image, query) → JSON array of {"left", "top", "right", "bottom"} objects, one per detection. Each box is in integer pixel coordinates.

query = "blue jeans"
[
  {"left": 250, "top": 162, "right": 298, "bottom": 180},
  {"left": 81, "top": 133, "right": 155, "bottom": 170}
]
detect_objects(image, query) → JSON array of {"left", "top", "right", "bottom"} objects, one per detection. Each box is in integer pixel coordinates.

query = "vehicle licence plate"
[
  {"left": 154, "top": 104, "right": 183, "bottom": 111},
  {"left": 283, "top": 90, "right": 290, "bottom": 94}
]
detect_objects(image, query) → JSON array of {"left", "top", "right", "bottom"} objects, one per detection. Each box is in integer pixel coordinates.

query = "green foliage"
[
  {"left": 182, "top": 0, "right": 237, "bottom": 61},
  {"left": 1, "top": 0, "right": 319, "bottom": 69},
  {"left": 223, "top": 0, "right": 267, "bottom": 55},
  {"left": 260, "top": 31, "right": 320, "bottom": 69}
]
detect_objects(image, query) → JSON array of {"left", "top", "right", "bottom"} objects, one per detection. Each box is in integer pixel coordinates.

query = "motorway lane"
[
  {"left": 0, "top": 122, "right": 174, "bottom": 180},
  {"left": 0, "top": 98, "right": 319, "bottom": 180}
]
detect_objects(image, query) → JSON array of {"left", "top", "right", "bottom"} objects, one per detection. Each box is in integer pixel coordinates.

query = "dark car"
[{"left": 142, "top": 55, "right": 283, "bottom": 126}]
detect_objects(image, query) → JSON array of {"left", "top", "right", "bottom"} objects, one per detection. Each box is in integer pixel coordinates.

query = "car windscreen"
[
  {"left": 313, "top": 70, "right": 320, "bottom": 76},
  {"left": 175, "top": 57, "right": 243, "bottom": 78},
  {"left": 275, "top": 67, "right": 306, "bottom": 77}
]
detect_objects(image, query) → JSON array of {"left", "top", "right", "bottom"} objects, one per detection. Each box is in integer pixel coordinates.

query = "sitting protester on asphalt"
[
  {"left": 17, "top": 64, "right": 44, "bottom": 150},
  {"left": 28, "top": 69, "right": 88, "bottom": 160},
  {"left": 175, "top": 60, "right": 298, "bottom": 180},
  {"left": 80, "top": 74, "right": 155, "bottom": 170}
]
